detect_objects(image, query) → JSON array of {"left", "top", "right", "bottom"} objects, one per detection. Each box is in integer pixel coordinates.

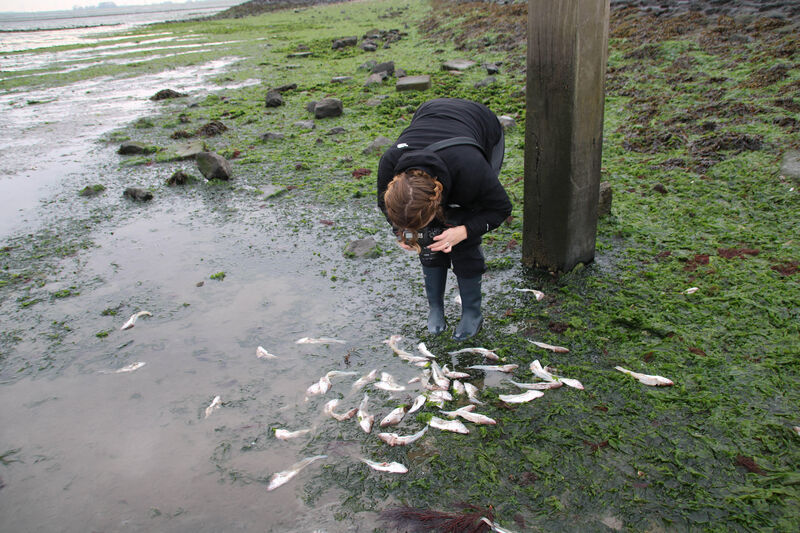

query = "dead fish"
[
  {"left": 373, "top": 372, "right": 406, "bottom": 392},
  {"left": 499, "top": 390, "right": 544, "bottom": 404},
  {"left": 204, "top": 395, "right": 221, "bottom": 418},
  {"left": 100, "top": 361, "right": 146, "bottom": 374},
  {"left": 452, "top": 379, "right": 466, "bottom": 396},
  {"left": 442, "top": 365, "right": 471, "bottom": 379},
  {"left": 467, "top": 364, "right": 518, "bottom": 373},
  {"left": 429, "top": 361, "right": 451, "bottom": 390},
  {"left": 256, "top": 346, "right": 278, "bottom": 359},
  {"left": 514, "top": 288, "right": 545, "bottom": 301},
  {"left": 429, "top": 416, "right": 469, "bottom": 434},
  {"left": 529, "top": 360, "right": 555, "bottom": 382},
  {"left": 306, "top": 374, "right": 332, "bottom": 396},
  {"left": 417, "top": 342, "right": 438, "bottom": 359},
  {"left": 357, "top": 393, "right": 374, "bottom": 433},
  {"left": 464, "top": 382, "right": 484, "bottom": 404},
  {"left": 296, "top": 337, "right": 346, "bottom": 344},
  {"left": 448, "top": 347, "right": 500, "bottom": 361},
  {"left": 684, "top": 287, "right": 699, "bottom": 294},
  {"left": 384, "top": 336, "right": 430, "bottom": 364},
  {"left": 793, "top": 426, "right": 800, "bottom": 437},
  {"left": 480, "top": 517, "right": 518, "bottom": 533},
  {"left": 529, "top": 340, "right": 569, "bottom": 353},
  {"left": 267, "top": 454, "right": 327, "bottom": 491},
  {"left": 275, "top": 428, "right": 312, "bottom": 440},
  {"left": 427, "top": 390, "right": 453, "bottom": 403},
  {"left": 557, "top": 377, "right": 585, "bottom": 390},
  {"left": 441, "top": 406, "right": 496, "bottom": 425},
  {"left": 323, "top": 399, "right": 358, "bottom": 421},
  {"left": 120, "top": 310, "right": 152, "bottom": 330},
  {"left": 615, "top": 366, "right": 674, "bottom": 386},
  {"left": 407, "top": 394, "right": 426, "bottom": 414},
  {"left": 379, "top": 405, "right": 408, "bottom": 427},
  {"left": 507, "top": 379, "right": 563, "bottom": 391},
  {"left": 407, "top": 376, "right": 422, "bottom": 384},
  {"left": 378, "top": 426, "right": 428, "bottom": 447},
  {"left": 352, "top": 369, "right": 379, "bottom": 390},
  {"left": 360, "top": 457, "right": 408, "bottom": 473}
]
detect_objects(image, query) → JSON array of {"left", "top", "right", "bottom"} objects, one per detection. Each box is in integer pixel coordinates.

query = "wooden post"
[{"left": 522, "top": 0, "right": 610, "bottom": 272}]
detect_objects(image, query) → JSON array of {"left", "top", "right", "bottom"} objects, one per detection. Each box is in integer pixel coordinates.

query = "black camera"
[{"left": 403, "top": 223, "right": 444, "bottom": 249}]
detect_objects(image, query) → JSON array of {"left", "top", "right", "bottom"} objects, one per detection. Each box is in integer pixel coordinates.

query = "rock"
[
  {"left": 780, "top": 150, "right": 800, "bottom": 184},
  {"left": 363, "top": 136, "right": 393, "bottom": 155},
  {"left": 150, "top": 89, "right": 187, "bottom": 101},
  {"left": 332, "top": 36, "right": 358, "bottom": 49},
  {"left": 265, "top": 90, "right": 284, "bottom": 107},
  {"left": 326, "top": 127, "right": 346, "bottom": 135},
  {"left": 170, "top": 130, "right": 194, "bottom": 139},
  {"left": 305, "top": 100, "right": 318, "bottom": 113},
  {"left": 364, "top": 72, "right": 386, "bottom": 87},
  {"left": 483, "top": 62, "right": 500, "bottom": 75},
  {"left": 598, "top": 181, "right": 612, "bottom": 217},
  {"left": 344, "top": 237, "right": 379, "bottom": 258},
  {"left": 173, "top": 140, "right": 206, "bottom": 160},
  {"left": 261, "top": 132, "right": 285, "bottom": 141},
  {"left": 196, "top": 152, "right": 232, "bottom": 180},
  {"left": 396, "top": 75, "right": 431, "bottom": 92},
  {"left": 197, "top": 120, "right": 227, "bottom": 136},
  {"left": 287, "top": 51, "right": 312, "bottom": 58},
  {"left": 442, "top": 59, "right": 476, "bottom": 71},
  {"left": 498, "top": 115, "right": 516, "bottom": 130},
  {"left": 314, "top": 98, "right": 343, "bottom": 119},
  {"left": 360, "top": 40, "right": 378, "bottom": 52},
  {"left": 293, "top": 120, "right": 315, "bottom": 130},
  {"left": 358, "top": 60, "right": 377, "bottom": 71},
  {"left": 166, "top": 170, "right": 192, "bottom": 186},
  {"left": 118, "top": 141, "right": 154, "bottom": 155},
  {"left": 474, "top": 76, "right": 497, "bottom": 89},
  {"left": 79, "top": 184, "right": 106, "bottom": 197},
  {"left": 123, "top": 187, "right": 153, "bottom": 202},
  {"left": 331, "top": 76, "right": 353, "bottom": 83},
  {"left": 372, "top": 61, "right": 395, "bottom": 76},
  {"left": 273, "top": 83, "right": 297, "bottom": 92}
]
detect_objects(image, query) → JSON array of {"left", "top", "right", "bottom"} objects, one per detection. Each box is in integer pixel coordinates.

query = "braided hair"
[{"left": 383, "top": 169, "right": 444, "bottom": 252}]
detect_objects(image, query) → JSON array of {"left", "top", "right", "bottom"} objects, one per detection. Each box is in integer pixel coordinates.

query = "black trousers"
[{"left": 419, "top": 130, "right": 504, "bottom": 278}]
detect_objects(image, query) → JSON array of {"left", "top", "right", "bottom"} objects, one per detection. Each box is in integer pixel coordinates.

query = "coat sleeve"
[{"left": 448, "top": 151, "right": 512, "bottom": 238}]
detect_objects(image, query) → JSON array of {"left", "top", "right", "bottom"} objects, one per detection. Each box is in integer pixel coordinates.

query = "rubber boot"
[
  {"left": 453, "top": 275, "right": 483, "bottom": 341},
  {"left": 422, "top": 266, "right": 447, "bottom": 335}
]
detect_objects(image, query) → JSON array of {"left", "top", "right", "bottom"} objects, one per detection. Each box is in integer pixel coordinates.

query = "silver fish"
[
  {"left": 615, "top": 366, "right": 674, "bottom": 386},
  {"left": 557, "top": 377, "right": 585, "bottom": 390},
  {"left": 120, "top": 310, "right": 152, "bottom": 330},
  {"left": 275, "top": 428, "right": 312, "bottom": 440},
  {"left": 416, "top": 342, "right": 438, "bottom": 359},
  {"left": 442, "top": 365, "right": 471, "bottom": 379},
  {"left": 204, "top": 395, "right": 221, "bottom": 418},
  {"left": 684, "top": 287, "right": 699, "bottom": 294},
  {"left": 267, "top": 455, "right": 327, "bottom": 491},
  {"left": 530, "top": 360, "right": 555, "bottom": 381},
  {"left": 529, "top": 340, "right": 569, "bottom": 353},
  {"left": 467, "top": 364, "right": 518, "bottom": 373},
  {"left": 452, "top": 379, "right": 466, "bottom": 396},
  {"left": 379, "top": 406, "right": 408, "bottom": 427},
  {"left": 360, "top": 457, "right": 408, "bottom": 473},
  {"left": 352, "top": 369, "right": 379, "bottom": 390},
  {"left": 441, "top": 406, "right": 496, "bottom": 425},
  {"left": 296, "top": 337, "right": 346, "bottom": 344},
  {"left": 429, "top": 416, "right": 469, "bottom": 434},
  {"left": 373, "top": 372, "right": 406, "bottom": 392},
  {"left": 408, "top": 394, "right": 426, "bottom": 414},
  {"left": 323, "top": 399, "right": 358, "bottom": 421},
  {"left": 378, "top": 426, "right": 428, "bottom": 447},
  {"left": 357, "top": 393, "right": 374, "bottom": 433},
  {"left": 499, "top": 390, "right": 544, "bottom": 403},
  {"left": 514, "top": 288, "right": 545, "bottom": 301},
  {"left": 256, "top": 346, "right": 278, "bottom": 359},
  {"left": 306, "top": 375, "right": 331, "bottom": 396},
  {"left": 385, "top": 336, "right": 430, "bottom": 364},
  {"left": 430, "top": 361, "right": 450, "bottom": 390},
  {"left": 407, "top": 376, "right": 422, "bottom": 384},
  {"left": 508, "top": 379, "right": 563, "bottom": 391},
  {"left": 428, "top": 390, "right": 453, "bottom": 403},
  {"left": 464, "top": 382, "right": 484, "bottom": 404},
  {"left": 105, "top": 361, "right": 146, "bottom": 374},
  {"left": 448, "top": 347, "right": 500, "bottom": 361}
]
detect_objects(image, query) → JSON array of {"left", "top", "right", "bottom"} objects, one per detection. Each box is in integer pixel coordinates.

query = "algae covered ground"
[{"left": 1, "top": 0, "right": 798, "bottom": 531}]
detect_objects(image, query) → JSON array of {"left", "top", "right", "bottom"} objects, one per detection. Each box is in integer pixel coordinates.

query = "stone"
[
  {"left": 173, "top": 140, "right": 206, "bottom": 160},
  {"left": 79, "top": 184, "right": 105, "bottom": 197},
  {"left": 326, "top": 127, "right": 346, "bottom": 135},
  {"left": 598, "top": 181, "right": 612, "bottom": 217},
  {"left": 360, "top": 40, "right": 378, "bottom": 52},
  {"left": 396, "top": 75, "right": 431, "bottom": 92},
  {"left": 344, "top": 237, "right": 379, "bottom": 259},
  {"left": 474, "top": 76, "right": 497, "bottom": 89},
  {"left": 332, "top": 36, "right": 357, "bottom": 49},
  {"left": 498, "top": 115, "right": 516, "bottom": 130},
  {"left": 483, "top": 62, "right": 500, "bottom": 75},
  {"left": 196, "top": 152, "right": 232, "bottom": 180},
  {"left": 273, "top": 83, "right": 297, "bottom": 92},
  {"left": 372, "top": 61, "right": 395, "bottom": 76},
  {"left": 331, "top": 76, "right": 353, "bottom": 83},
  {"left": 396, "top": 68, "right": 407, "bottom": 78},
  {"left": 117, "top": 141, "right": 153, "bottom": 155},
  {"left": 123, "top": 187, "right": 153, "bottom": 202},
  {"left": 363, "top": 136, "right": 393, "bottom": 155},
  {"left": 442, "top": 59, "right": 476, "bottom": 71},
  {"left": 305, "top": 100, "right": 318, "bottom": 113},
  {"left": 293, "top": 120, "right": 315, "bottom": 130},
  {"left": 261, "top": 132, "right": 285, "bottom": 141},
  {"left": 287, "top": 51, "right": 312, "bottom": 58},
  {"left": 150, "top": 89, "right": 187, "bottom": 101},
  {"left": 265, "top": 90, "right": 284, "bottom": 107},
  {"left": 364, "top": 73, "right": 386, "bottom": 87},
  {"left": 780, "top": 150, "right": 800, "bottom": 184},
  {"left": 166, "top": 170, "right": 192, "bottom": 186},
  {"left": 314, "top": 98, "right": 343, "bottom": 119},
  {"left": 358, "top": 60, "right": 377, "bottom": 71},
  {"left": 197, "top": 120, "right": 227, "bottom": 136}
]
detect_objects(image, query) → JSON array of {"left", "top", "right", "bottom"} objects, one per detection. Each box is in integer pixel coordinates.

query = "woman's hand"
[{"left": 429, "top": 225, "right": 468, "bottom": 254}]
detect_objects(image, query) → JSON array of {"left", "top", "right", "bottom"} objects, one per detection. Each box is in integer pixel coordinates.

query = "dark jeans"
[{"left": 419, "top": 129, "right": 504, "bottom": 278}]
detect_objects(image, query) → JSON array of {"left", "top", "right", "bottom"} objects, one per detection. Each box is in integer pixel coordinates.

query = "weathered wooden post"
[{"left": 522, "top": 0, "right": 610, "bottom": 272}]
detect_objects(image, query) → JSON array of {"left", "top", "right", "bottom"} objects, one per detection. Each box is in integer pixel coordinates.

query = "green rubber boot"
[{"left": 453, "top": 275, "right": 483, "bottom": 341}]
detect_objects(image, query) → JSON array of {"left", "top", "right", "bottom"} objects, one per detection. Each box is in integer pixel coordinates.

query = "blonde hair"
[{"left": 383, "top": 169, "right": 444, "bottom": 252}]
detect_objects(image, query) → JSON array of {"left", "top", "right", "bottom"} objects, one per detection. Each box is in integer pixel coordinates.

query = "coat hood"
[{"left": 393, "top": 149, "right": 451, "bottom": 199}]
